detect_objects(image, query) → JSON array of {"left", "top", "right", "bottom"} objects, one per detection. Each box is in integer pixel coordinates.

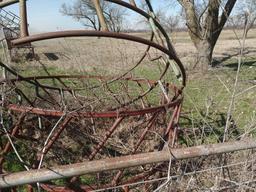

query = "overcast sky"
[{"left": 4, "top": 0, "right": 176, "bottom": 33}]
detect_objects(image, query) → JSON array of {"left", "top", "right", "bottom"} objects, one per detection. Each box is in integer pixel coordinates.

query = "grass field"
[
  {"left": 10, "top": 28, "right": 255, "bottom": 141},
  {"left": 1, "top": 28, "right": 255, "bottom": 143},
  {"left": 1, "top": 28, "right": 256, "bottom": 190}
]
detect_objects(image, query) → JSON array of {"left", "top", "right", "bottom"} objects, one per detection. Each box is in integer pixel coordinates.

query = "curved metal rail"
[{"left": 11, "top": 30, "right": 186, "bottom": 87}]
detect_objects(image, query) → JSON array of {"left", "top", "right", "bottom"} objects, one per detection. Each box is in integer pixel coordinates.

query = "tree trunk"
[
  {"left": 92, "top": 0, "right": 108, "bottom": 31},
  {"left": 178, "top": 0, "right": 237, "bottom": 73},
  {"left": 245, "top": 28, "right": 249, "bottom": 38},
  {"left": 195, "top": 40, "right": 213, "bottom": 72}
]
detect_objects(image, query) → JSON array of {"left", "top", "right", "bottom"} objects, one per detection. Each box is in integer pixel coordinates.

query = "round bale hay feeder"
[{"left": 0, "top": 1, "right": 186, "bottom": 191}]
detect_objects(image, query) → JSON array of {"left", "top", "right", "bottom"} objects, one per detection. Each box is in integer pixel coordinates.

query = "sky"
[
  {"left": 5, "top": 0, "right": 83, "bottom": 32},
  {"left": 4, "top": 0, "right": 175, "bottom": 33}
]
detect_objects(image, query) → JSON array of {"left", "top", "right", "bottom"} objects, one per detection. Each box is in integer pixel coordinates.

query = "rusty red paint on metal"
[
  {"left": 89, "top": 117, "right": 124, "bottom": 160},
  {"left": 1, "top": 56, "right": 183, "bottom": 191},
  {"left": 111, "top": 112, "right": 159, "bottom": 185},
  {"left": 6, "top": 99, "right": 182, "bottom": 118}
]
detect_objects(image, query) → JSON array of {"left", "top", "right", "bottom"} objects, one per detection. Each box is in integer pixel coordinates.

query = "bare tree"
[
  {"left": 176, "top": 0, "right": 237, "bottom": 72},
  {"left": 162, "top": 15, "right": 180, "bottom": 33},
  {"left": 237, "top": 0, "right": 256, "bottom": 37},
  {"left": 60, "top": 0, "right": 126, "bottom": 32},
  {"left": 156, "top": 9, "right": 180, "bottom": 33}
]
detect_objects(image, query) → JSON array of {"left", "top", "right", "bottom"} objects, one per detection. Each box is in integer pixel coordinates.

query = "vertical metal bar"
[
  {"left": 19, "top": 0, "right": 29, "bottom": 37},
  {"left": 165, "top": 105, "right": 179, "bottom": 136},
  {"left": 168, "top": 103, "right": 182, "bottom": 147},
  {"left": 111, "top": 113, "right": 158, "bottom": 185},
  {"left": 89, "top": 117, "right": 124, "bottom": 160}
]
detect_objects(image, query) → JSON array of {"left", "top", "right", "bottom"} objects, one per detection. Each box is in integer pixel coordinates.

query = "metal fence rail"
[{"left": 1, "top": 139, "right": 256, "bottom": 188}]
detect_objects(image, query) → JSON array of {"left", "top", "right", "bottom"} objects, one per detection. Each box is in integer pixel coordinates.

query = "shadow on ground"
[{"left": 212, "top": 47, "right": 256, "bottom": 69}]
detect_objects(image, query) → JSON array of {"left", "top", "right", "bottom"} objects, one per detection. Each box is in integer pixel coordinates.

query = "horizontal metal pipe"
[{"left": 1, "top": 139, "right": 256, "bottom": 188}]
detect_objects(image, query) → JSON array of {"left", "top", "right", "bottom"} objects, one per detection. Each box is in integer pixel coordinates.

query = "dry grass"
[
  {"left": 1, "top": 28, "right": 256, "bottom": 191},
  {"left": 21, "top": 28, "right": 256, "bottom": 73},
  {"left": 28, "top": 37, "right": 151, "bottom": 74},
  {"left": 11, "top": 28, "right": 256, "bottom": 140}
]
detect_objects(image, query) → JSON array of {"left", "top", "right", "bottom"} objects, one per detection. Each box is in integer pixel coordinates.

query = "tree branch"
[
  {"left": 203, "top": 0, "right": 219, "bottom": 43},
  {"left": 178, "top": 0, "right": 202, "bottom": 47},
  {"left": 213, "top": 0, "right": 237, "bottom": 44}
]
